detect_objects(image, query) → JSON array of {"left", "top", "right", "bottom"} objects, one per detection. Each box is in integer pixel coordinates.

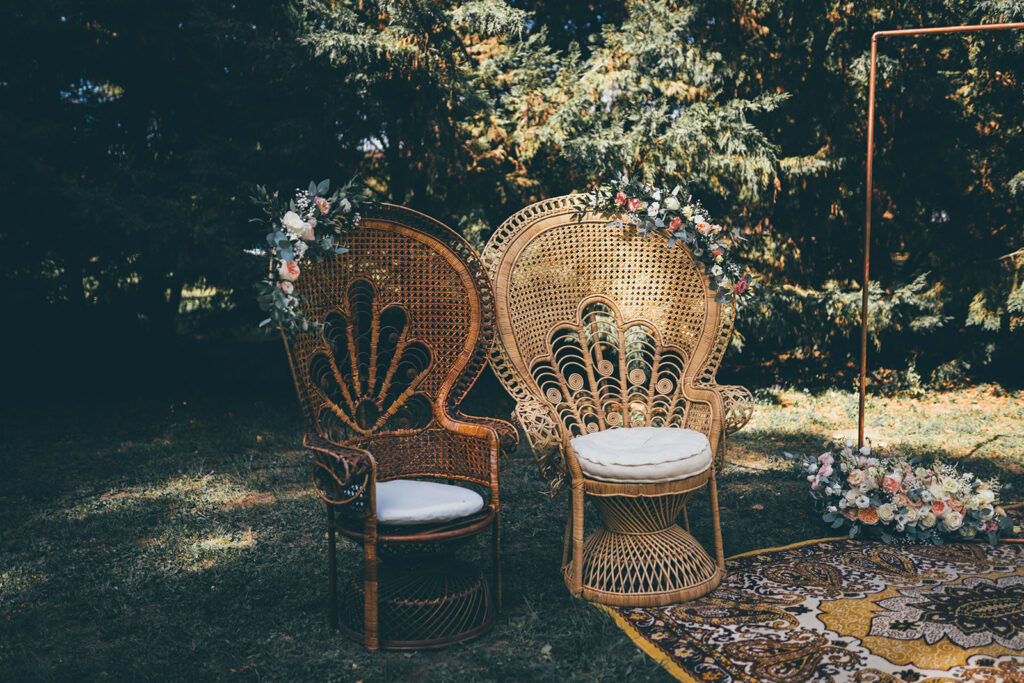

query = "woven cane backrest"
[
  {"left": 285, "top": 204, "right": 494, "bottom": 481},
  {"left": 482, "top": 196, "right": 736, "bottom": 483}
]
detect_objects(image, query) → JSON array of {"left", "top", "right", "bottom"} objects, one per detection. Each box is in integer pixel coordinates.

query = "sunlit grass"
[{"left": 2, "top": 382, "right": 1021, "bottom": 680}]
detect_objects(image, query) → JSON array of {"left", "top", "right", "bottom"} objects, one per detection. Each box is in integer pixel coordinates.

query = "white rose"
[
  {"left": 293, "top": 240, "right": 308, "bottom": 260},
  {"left": 944, "top": 510, "right": 964, "bottom": 531},
  {"left": 844, "top": 439, "right": 854, "bottom": 448},
  {"left": 855, "top": 494, "right": 870, "bottom": 509},
  {"left": 711, "top": 265, "right": 723, "bottom": 276},
  {"left": 978, "top": 488, "right": 996, "bottom": 505},
  {"left": 929, "top": 482, "right": 946, "bottom": 500},
  {"left": 859, "top": 446, "right": 871, "bottom": 455},
  {"left": 877, "top": 504, "right": 895, "bottom": 523},
  {"left": 904, "top": 507, "right": 919, "bottom": 523},
  {"left": 838, "top": 498, "right": 849, "bottom": 509},
  {"left": 941, "top": 477, "right": 959, "bottom": 493},
  {"left": 281, "top": 211, "right": 310, "bottom": 238},
  {"left": 647, "top": 202, "right": 660, "bottom": 217},
  {"left": 920, "top": 512, "right": 936, "bottom": 528},
  {"left": 664, "top": 196, "right": 681, "bottom": 211},
  {"left": 920, "top": 490, "right": 934, "bottom": 504}
]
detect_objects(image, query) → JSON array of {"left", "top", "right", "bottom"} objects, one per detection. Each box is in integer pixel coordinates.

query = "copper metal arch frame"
[{"left": 859, "top": 21, "right": 1024, "bottom": 446}]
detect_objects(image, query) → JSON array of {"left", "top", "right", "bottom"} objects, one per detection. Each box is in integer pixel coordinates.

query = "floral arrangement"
[
  {"left": 784, "top": 439, "right": 1017, "bottom": 545},
  {"left": 247, "top": 179, "right": 363, "bottom": 333},
  {"left": 579, "top": 173, "right": 753, "bottom": 303}
]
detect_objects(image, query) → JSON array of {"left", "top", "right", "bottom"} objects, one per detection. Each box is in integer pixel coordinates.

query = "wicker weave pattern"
[
  {"left": 281, "top": 204, "right": 515, "bottom": 650},
  {"left": 484, "top": 195, "right": 750, "bottom": 606}
]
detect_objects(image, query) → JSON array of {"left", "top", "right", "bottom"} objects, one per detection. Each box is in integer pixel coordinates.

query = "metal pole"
[{"left": 859, "top": 22, "right": 1024, "bottom": 448}]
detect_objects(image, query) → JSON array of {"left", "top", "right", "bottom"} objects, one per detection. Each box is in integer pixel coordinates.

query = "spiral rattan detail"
[
  {"left": 483, "top": 195, "right": 751, "bottom": 606},
  {"left": 281, "top": 204, "right": 517, "bottom": 650}
]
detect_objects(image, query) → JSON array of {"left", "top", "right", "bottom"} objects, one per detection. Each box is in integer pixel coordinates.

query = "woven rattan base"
[
  {"left": 570, "top": 493, "right": 723, "bottom": 607},
  {"left": 338, "top": 557, "right": 495, "bottom": 650}
]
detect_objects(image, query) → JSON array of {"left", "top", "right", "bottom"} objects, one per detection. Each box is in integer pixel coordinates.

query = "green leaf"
[
  {"left": 317, "top": 179, "right": 330, "bottom": 195},
  {"left": 308, "top": 181, "right": 317, "bottom": 194}
]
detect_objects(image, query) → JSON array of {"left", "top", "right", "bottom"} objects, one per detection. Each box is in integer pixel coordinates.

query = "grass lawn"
[{"left": 2, "top": 343, "right": 1022, "bottom": 681}]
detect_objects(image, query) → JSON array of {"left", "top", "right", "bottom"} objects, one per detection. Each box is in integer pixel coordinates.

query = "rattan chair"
[
  {"left": 281, "top": 204, "right": 518, "bottom": 650},
  {"left": 481, "top": 195, "right": 752, "bottom": 606}
]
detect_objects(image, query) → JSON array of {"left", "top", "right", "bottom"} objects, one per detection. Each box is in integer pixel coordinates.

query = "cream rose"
[
  {"left": 877, "top": 504, "right": 896, "bottom": 523},
  {"left": 919, "top": 512, "right": 937, "bottom": 528},
  {"left": 664, "top": 195, "right": 681, "bottom": 211},
  {"left": 944, "top": 510, "right": 964, "bottom": 531},
  {"left": 903, "top": 507, "right": 919, "bottom": 524},
  {"left": 978, "top": 488, "right": 996, "bottom": 505},
  {"left": 281, "top": 211, "right": 310, "bottom": 238},
  {"left": 941, "top": 477, "right": 959, "bottom": 493}
]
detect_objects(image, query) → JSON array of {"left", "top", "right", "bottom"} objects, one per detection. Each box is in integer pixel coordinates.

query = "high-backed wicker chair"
[
  {"left": 482, "top": 195, "right": 752, "bottom": 606},
  {"left": 282, "top": 204, "right": 517, "bottom": 650}
]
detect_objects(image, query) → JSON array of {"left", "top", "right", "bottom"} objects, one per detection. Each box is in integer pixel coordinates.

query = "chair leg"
[
  {"left": 363, "top": 517, "right": 380, "bottom": 651},
  {"left": 561, "top": 496, "right": 573, "bottom": 570},
  {"left": 708, "top": 464, "right": 726, "bottom": 574},
  {"left": 571, "top": 483, "right": 585, "bottom": 596},
  {"left": 493, "top": 507, "right": 502, "bottom": 612},
  {"left": 327, "top": 504, "right": 338, "bottom": 630},
  {"left": 681, "top": 502, "right": 691, "bottom": 533}
]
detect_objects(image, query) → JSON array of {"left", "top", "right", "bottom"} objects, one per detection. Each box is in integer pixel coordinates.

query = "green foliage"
[{"left": 4, "top": 0, "right": 1023, "bottom": 387}]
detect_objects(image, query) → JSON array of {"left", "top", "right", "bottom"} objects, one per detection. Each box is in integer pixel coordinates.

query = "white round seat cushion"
[
  {"left": 374, "top": 479, "right": 485, "bottom": 525},
  {"left": 569, "top": 427, "right": 713, "bottom": 484}
]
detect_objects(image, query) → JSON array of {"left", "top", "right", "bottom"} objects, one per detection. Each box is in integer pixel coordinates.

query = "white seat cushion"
[
  {"left": 375, "top": 479, "right": 485, "bottom": 525},
  {"left": 570, "top": 427, "right": 713, "bottom": 483}
]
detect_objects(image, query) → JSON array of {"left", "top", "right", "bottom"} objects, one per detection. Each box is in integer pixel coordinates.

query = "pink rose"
[
  {"left": 696, "top": 222, "right": 712, "bottom": 235},
  {"left": 314, "top": 196, "right": 331, "bottom": 214},
  {"left": 301, "top": 223, "right": 315, "bottom": 241},
  {"left": 734, "top": 279, "right": 749, "bottom": 295},
  {"left": 278, "top": 261, "right": 300, "bottom": 282},
  {"left": 614, "top": 191, "right": 628, "bottom": 206},
  {"left": 848, "top": 469, "right": 867, "bottom": 487},
  {"left": 627, "top": 198, "right": 642, "bottom": 212},
  {"left": 279, "top": 281, "right": 295, "bottom": 295},
  {"left": 818, "top": 452, "right": 834, "bottom": 466},
  {"left": 712, "top": 248, "right": 724, "bottom": 258},
  {"left": 882, "top": 476, "right": 900, "bottom": 494},
  {"left": 932, "top": 500, "right": 947, "bottom": 516},
  {"left": 669, "top": 216, "right": 682, "bottom": 230},
  {"left": 711, "top": 224, "right": 724, "bottom": 234},
  {"left": 818, "top": 463, "right": 833, "bottom": 479},
  {"left": 856, "top": 456, "right": 868, "bottom": 467}
]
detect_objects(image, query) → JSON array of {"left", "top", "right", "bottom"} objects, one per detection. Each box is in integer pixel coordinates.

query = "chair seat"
[
  {"left": 570, "top": 427, "right": 713, "bottom": 483},
  {"left": 375, "top": 480, "right": 485, "bottom": 525}
]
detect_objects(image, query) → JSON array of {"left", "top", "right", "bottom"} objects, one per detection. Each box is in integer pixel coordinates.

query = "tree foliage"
[{"left": 3, "top": 0, "right": 1022, "bottom": 386}]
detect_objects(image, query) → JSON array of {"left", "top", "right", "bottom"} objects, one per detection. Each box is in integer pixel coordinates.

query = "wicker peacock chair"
[
  {"left": 482, "top": 195, "right": 752, "bottom": 606},
  {"left": 281, "top": 204, "right": 518, "bottom": 650}
]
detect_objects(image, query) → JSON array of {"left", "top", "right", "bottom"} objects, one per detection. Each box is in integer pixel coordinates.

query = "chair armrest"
[
  {"left": 304, "top": 433, "right": 376, "bottom": 506},
  {"left": 512, "top": 399, "right": 569, "bottom": 493},
  {"left": 718, "top": 385, "right": 754, "bottom": 434},
  {"left": 448, "top": 413, "right": 520, "bottom": 461}
]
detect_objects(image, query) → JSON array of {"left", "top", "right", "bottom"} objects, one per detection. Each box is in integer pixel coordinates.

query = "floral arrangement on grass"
[
  {"left": 784, "top": 438, "right": 1017, "bottom": 545},
  {"left": 247, "top": 179, "right": 363, "bottom": 333},
  {"left": 578, "top": 173, "right": 753, "bottom": 303}
]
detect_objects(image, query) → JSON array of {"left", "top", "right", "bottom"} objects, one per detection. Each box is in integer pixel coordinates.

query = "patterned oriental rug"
[{"left": 599, "top": 532, "right": 1024, "bottom": 681}]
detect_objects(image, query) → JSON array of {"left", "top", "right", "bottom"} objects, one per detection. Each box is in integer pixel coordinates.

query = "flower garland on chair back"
[
  {"left": 784, "top": 439, "right": 1018, "bottom": 545},
  {"left": 579, "top": 173, "right": 754, "bottom": 303},
  {"left": 246, "top": 178, "right": 364, "bottom": 334}
]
